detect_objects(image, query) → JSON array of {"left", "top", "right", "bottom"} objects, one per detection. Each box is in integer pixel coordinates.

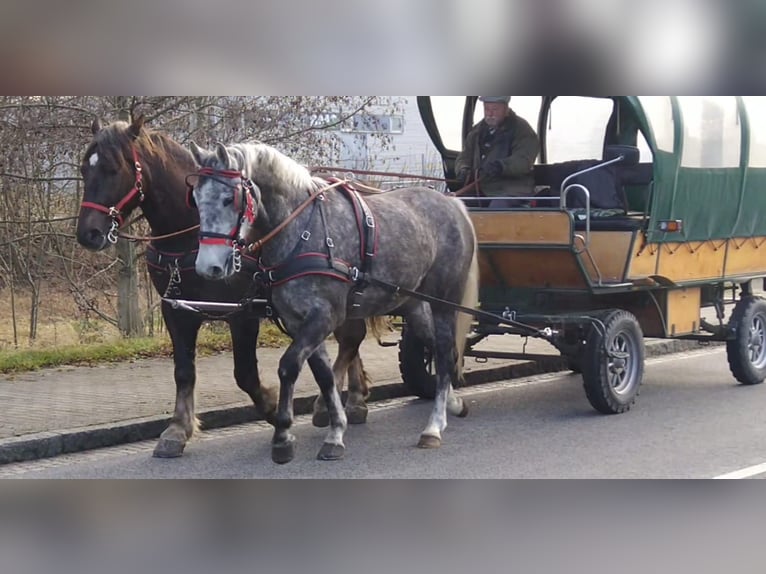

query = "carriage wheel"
[
  {"left": 727, "top": 297, "right": 766, "bottom": 386},
  {"left": 398, "top": 325, "right": 437, "bottom": 400},
  {"left": 582, "top": 310, "right": 645, "bottom": 415}
]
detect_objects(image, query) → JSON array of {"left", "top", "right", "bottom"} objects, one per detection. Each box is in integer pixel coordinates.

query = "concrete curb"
[{"left": 0, "top": 339, "right": 719, "bottom": 466}]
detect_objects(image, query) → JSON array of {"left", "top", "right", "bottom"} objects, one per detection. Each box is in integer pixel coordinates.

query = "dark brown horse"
[{"left": 75, "top": 117, "right": 373, "bottom": 458}]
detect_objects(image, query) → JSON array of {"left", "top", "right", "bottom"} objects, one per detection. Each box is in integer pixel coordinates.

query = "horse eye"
[{"left": 222, "top": 197, "right": 234, "bottom": 207}]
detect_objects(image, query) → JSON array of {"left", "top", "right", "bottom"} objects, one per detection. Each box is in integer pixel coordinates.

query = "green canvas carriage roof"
[
  {"left": 418, "top": 96, "right": 766, "bottom": 243},
  {"left": 546, "top": 96, "right": 765, "bottom": 244},
  {"left": 632, "top": 96, "right": 766, "bottom": 244},
  {"left": 418, "top": 96, "right": 766, "bottom": 244}
]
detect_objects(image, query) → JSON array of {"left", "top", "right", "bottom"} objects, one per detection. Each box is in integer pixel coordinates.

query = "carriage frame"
[{"left": 400, "top": 96, "right": 766, "bottom": 414}]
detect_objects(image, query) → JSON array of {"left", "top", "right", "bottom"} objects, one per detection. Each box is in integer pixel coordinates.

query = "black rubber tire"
[
  {"left": 727, "top": 297, "right": 766, "bottom": 386},
  {"left": 582, "top": 310, "right": 645, "bottom": 415},
  {"left": 567, "top": 356, "right": 583, "bottom": 375},
  {"left": 399, "top": 326, "right": 437, "bottom": 400}
]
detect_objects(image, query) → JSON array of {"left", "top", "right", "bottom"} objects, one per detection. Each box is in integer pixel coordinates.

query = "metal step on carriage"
[{"left": 400, "top": 95, "right": 766, "bottom": 414}]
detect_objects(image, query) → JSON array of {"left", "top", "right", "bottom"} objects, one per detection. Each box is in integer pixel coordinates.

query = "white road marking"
[{"left": 714, "top": 463, "right": 766, "bottom": 480}]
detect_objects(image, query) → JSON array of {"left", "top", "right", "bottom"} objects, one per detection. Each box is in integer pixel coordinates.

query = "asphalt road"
[{"left": 4, "top": 348, "right": 766, "bottom": 479}]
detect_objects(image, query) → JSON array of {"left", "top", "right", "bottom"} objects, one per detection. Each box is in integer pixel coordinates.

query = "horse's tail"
[
  {"left": 455, "top": 228, "right": 479, "bottom": 384},
  {"left": 366, "top": 316, "right": 392, "bottom": 343}
]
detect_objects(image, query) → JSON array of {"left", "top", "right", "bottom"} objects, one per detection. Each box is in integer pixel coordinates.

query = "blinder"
[
  {"left": 185, "top": 174, "right": 198, "bottom": 209},
  {"left": 185, "top": 170, "right": 257, "bottom": 215}
]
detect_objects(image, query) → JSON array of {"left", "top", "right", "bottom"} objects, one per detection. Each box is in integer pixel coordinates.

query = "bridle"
[
  {"left": 187, "top": 168, "right": 258, "bottom": 272},
  {"left": 190, "top": 167, "right": 352, "bottom": 266},
  {"left": 80, "top": 146, "right": 145, "bottom": 244}
]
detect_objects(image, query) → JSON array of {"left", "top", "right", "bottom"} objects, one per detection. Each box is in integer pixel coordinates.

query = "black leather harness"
[
  {"left": 256, "top": 179, "right": 378, "bottom": 294},
  {"left": 147, "top": 244, "right": 260, "bottom": 299}
]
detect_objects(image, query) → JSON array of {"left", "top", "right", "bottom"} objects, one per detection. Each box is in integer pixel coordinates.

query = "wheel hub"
[{"left": 608, "top": 337, "right": 634, "bottom": 394}]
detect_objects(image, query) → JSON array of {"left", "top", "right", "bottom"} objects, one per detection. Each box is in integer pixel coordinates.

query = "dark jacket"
[{"left": 455, "top": 111, "right": 540, "bottom": 198}]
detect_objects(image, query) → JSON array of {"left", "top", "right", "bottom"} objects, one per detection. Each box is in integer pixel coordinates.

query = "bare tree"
[{"left": 0, "top": 96, "right": 404, "bottom": 344}]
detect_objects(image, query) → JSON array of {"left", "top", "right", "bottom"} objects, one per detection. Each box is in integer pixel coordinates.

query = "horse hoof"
[
  {"left": 272, "top": 439, "right": 296, "bottom": 465},
  {"left": 317, "top": 443, "right": 346, "bottom": 461},
  {"left": 312, "top": 411, "right": 330, "bottom": 429},
  {"left": 417, "top": 435, "right": 442, "bottom": 450},
  {"left": 153, "top": 439, "right": 186, "bottom": 459},
  {"left": 346, "top": 406, "right": 368, "bottom": 425}
]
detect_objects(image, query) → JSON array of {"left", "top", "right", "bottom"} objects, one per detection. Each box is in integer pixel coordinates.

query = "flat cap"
[{"left": 479, "top": 96, "right": 511, "bottom": 104}]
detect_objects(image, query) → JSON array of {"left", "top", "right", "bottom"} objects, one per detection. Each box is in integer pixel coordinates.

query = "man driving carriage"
[{"left": 456, "top": 96, "right": 540, "bottom": 208}]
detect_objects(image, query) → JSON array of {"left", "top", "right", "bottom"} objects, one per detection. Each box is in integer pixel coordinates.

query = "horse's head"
[
  {"left": 76, "top": 116, "right": 148, "bottom": 251},
  {"left": 189, "top": 142, "right": 261, "bottom": 280}
]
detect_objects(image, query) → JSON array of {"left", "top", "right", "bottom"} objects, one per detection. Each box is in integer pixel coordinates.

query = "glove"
[
  {"left": 480, "top": 160, "right": 504, "bottom": 179},
  {"left": 456, "top": 168, "right": 471, "bottom": 186}
]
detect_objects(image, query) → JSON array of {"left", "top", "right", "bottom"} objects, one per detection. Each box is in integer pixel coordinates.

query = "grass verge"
[{"left": 0, "top": 323, "right": 290, "bottom": 375}]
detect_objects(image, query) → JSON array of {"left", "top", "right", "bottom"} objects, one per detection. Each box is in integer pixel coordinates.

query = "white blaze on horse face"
[
  {"left": 89, "top": 153, "right": 99, "bottom": 167},
  {"left": 195, "top": 179, "right": 241, "bottom": 279}
]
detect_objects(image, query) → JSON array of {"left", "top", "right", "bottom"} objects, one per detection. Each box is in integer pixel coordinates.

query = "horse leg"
[
  {"left": 313, "top": 319, "right": 368, "bottom": 428},
  {"left": 405, "top": 301, "right": 468, "bottom": 420},
  {"left": 309, "top": 344, "right": 348, "bottom": 461},
  {"left": 229, "top": 315, "right": 277, "bottom": 427},
  {"left": 345, "top": 355, "right": 371, "bottom": 425},
  {"left": 273, "top": 309, "right": 342, "bottom": 464},
  {"left": 154, "top": 306, "right": 203, "bottom": 459},
  {"left": 418, "top": 311, "right": 458, "bottom": 450}
]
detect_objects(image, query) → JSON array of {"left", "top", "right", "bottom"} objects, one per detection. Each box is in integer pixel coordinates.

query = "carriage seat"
[
  {"left": 534, "top": 160, "right": 654, "bottom": 215},
  {"left": 571, "top": 211, "right": 647, "bottom": 232}
]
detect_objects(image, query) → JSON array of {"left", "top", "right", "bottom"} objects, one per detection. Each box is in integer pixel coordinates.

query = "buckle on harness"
[
  {"left": 301, "top": 231, "right": 311, "bottom": 241},
  {"left": 350, "top": 267, "right": 361, "bottom": 282},
  {"left": 365, "top": 215, "right": 375, "bottom": 228}
]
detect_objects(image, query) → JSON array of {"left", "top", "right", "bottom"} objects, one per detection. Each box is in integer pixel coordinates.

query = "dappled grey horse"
[{"left": 189, "top": 142, "right": 479, "bottom": 464}]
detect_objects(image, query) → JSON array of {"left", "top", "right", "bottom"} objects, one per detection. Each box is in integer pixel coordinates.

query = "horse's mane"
[
  {"left": 227, "top": 143, "right": 324, "bottom": 194},
  {"left": 88, "top": 121, "right": 192, "bottom": 172}
]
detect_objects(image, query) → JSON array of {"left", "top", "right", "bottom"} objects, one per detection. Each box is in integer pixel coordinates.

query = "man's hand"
[{"left": 480, "top": 160, "right": 504, "bottom": 179}]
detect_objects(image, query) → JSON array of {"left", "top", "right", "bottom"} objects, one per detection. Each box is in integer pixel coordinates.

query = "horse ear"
[
  {"left": 128, "top": 115, "right": 147, "bottom": 140},
  {"left": 190, "top": 142, "right": 207, "bottom": 165},
  {"left": 215, "top": 142, "right": 232, "bottom": 169},
  {"left": 91, "top": 118, "right": 103, "bottom": 136}
]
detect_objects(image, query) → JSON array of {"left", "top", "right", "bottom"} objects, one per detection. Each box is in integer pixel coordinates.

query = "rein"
[
  {"left": 310, "top": 166, "right": 451, "bottom": 184},
  {"left": 310, "top": 165, "right": 480, "bottom": 197},
  {"left": 243, "top": 179, "right": 349, "bottom": 255},
  {"left": 119, "top": 224, "right": 201, "bottom": 243}
]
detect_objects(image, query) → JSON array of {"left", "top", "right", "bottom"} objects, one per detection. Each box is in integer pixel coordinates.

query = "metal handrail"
[
  {"left": 559, "top": 154, "right": 628, "bottom": 253},
  {"left": 563, "top": 184, "right": 591, "bottom": 253}
]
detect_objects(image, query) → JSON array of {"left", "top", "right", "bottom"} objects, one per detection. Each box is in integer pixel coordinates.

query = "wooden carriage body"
[{"left": 407, "top": 96, "right": 766, "bottom": 413}]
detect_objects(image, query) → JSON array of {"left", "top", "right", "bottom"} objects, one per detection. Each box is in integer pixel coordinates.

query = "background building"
[{"left": 331, "top": 96, "right": 444, "bottom": 188}]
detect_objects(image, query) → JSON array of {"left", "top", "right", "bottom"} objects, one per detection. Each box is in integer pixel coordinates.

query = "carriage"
[{"left": 399, "top": 96, "right": 766, "bottom": 415}]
